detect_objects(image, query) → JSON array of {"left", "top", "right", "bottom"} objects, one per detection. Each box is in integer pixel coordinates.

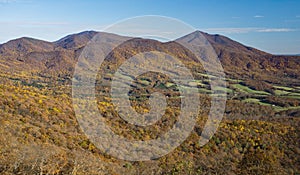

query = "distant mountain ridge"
[{"left": 0, "top": 30, "right": 299, "bottom": 85}]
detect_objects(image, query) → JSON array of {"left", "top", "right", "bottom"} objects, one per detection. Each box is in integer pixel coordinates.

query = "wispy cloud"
[
  {"left": 296, "top": 15, "right": 300, "bottom": 18},
  {"left": 203, "top": 27, "right": 297, "bottom": 34},
  {"left": 0, "top": 0, "right": 16, "bottom": 3},
  {"left": 0, "top": 0, "right": 31, "bottom": 5},
  {"left": 203, "top": 28, "right": 258, "bottom": 34},
  {"left": 0, "top": 21, "right": 69, "bottom": 26},
  {"left": 254, "top": 15, "right": 264, "bottom": 18},
  {"left": 257, "top": 28, "right": 296, "bottom": 32},
  {"left": 231, "top": 16, "right": 241, "bottom": 19}
]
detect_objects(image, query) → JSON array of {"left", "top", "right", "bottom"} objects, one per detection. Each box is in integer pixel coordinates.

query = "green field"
[
  {"left": 232, "top": 84, "right": 270, "bottom": 95},
  {"left": 226, "top": 78, "right": 243, "bottom": 83},
  {"left": 197, "top": 72, "right": 217, "bottom": 78},
  {"left": 274, "top": 89, "right": 290, "bottom": 96},
  {"left": 273, "top": 85, "right": 294, "bottom": 91},
  {"left": 213, "top": 86, "right": 233, "bottom": 93},
  {"left": 242, "top": 97, "right": 300, "bottom": 112},
  {"left": 242, "top": 98, "right": 273, "bottom": 106}
]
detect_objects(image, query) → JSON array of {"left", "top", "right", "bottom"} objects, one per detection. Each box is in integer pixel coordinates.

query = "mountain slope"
[{"left": 177, "top": 31, "right": 300, "bottom": 85}]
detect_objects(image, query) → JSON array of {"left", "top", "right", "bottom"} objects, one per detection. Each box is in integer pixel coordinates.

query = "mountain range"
[{"left": 0, "top": 30, "right": 299, "bottom": 86}]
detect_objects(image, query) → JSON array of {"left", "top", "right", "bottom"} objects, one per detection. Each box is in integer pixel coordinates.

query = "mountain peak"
[
  {"left": 177, "top": 30, "right": 207, "bottom": 39},
  {"left": 54, "top": 31, "right": 98, "bottom": 49},
  {"left": 0, "top": 36, "right": 54, "bottom": 55},
  {"left": 180, "top": 30, "right": 270, "bottom": 56}
]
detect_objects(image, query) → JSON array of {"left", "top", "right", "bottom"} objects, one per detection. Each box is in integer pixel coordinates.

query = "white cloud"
[
  {"left": 203, "top": 28, "right": 258, "bottom": 34},
  {"left": 257, "top": 28, "right": 296, "bottom": 32},
  {"left": 254, "top": 15, "right": 264, "bottom": 18},
  {"left": 202, "top": 27, "right": 297, "bottom": 34}
]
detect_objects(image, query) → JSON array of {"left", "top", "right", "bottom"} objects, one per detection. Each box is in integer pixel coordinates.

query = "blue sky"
[{"left": 0, "top": 0, "right": 299, "bottom": 54}]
